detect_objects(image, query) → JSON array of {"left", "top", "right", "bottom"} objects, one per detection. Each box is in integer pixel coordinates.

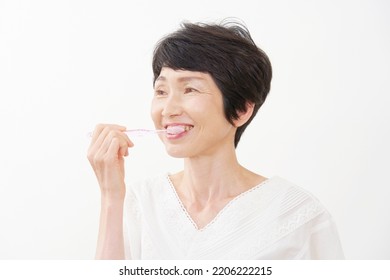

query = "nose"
[{"left": 161, "top": 93, "right": 182, "bottom": 118}]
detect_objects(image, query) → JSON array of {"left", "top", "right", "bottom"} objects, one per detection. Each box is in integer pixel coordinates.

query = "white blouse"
[{"left": 123, "top": 174, "right": 344, "bottom": 259}]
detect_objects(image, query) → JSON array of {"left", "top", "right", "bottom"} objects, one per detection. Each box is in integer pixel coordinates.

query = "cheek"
[
  {"left": 150, "top": 101, "right": 161, "bottom": 124},
  {"left": 191, "top": 99, "right": 226, "bottom": 125}
]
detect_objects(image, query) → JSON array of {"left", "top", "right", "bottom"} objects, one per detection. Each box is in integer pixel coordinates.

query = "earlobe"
[{"left": 233, "top": 103, "right": 255, "bottom": 127}]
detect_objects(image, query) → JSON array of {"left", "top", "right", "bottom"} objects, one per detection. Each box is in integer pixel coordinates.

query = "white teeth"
[{"left": 166, "top": 125, "right": 192, "bottom": 135}]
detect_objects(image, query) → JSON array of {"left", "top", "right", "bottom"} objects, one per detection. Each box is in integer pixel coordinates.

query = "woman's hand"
[{"left": 87, "top": 124, "right": 134, "bottom": 199}]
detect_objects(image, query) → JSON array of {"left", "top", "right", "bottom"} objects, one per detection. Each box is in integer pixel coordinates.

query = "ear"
[{"left": 233, "top": 102, "right": 255, "bottom": 127}]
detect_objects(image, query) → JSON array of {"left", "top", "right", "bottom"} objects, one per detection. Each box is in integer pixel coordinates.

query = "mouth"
[{"left": 164, "top": 124, "right": 194, "bottom": 138}]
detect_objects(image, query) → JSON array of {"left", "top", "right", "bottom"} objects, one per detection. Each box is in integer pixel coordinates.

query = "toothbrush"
[
  {"left": 121, "top": 129, "right": 167, "bottom": 137},
  {"left": 87, "top": 129, "right": 166, "bottom": 138},
  {"left": 87, "top": 126, "right": 186, "bottom": 138}
]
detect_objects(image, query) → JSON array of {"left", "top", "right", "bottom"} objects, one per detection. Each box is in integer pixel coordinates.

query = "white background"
[{"left": 0, "top": 0, "right": 389, "bottom": 259}]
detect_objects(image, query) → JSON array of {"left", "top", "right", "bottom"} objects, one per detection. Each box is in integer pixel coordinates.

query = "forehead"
[{"left": 155, "top": 67, "right": 212, "bottom": 84}]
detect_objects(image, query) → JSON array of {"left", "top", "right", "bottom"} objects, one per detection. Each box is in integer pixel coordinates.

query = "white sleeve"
[
  {"left": 123, "top": 185, "right": 142, "bottom": 259},
  {"left": 295, "top": 212, "right": 345, "bottom": 259}
]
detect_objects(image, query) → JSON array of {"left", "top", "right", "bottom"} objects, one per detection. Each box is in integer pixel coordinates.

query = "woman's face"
[{"left": 151, "top": 67, "right": 236, "bottom": 158}]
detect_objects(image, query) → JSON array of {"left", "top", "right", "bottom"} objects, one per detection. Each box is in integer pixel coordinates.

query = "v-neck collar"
[{"left": 165, "top": 174, "right": 272, "bottom": 232}]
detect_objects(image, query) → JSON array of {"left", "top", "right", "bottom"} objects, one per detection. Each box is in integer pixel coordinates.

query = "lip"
[{"left": 163, "top": 123, "right": 194, "bottom": 140}]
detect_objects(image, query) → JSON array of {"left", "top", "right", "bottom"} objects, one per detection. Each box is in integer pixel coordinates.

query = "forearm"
[{"left": 95, "top": 195, "right": 125, "bottom": 259}]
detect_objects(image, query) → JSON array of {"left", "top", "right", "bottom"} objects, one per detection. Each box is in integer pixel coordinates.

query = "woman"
[{"left": 87, "top": 20, "right": 344, "bottom": 259}]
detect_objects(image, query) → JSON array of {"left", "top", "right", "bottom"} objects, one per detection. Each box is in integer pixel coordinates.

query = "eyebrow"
[{"left": 155, "top": 75, "right": 206, "bottom": 84}]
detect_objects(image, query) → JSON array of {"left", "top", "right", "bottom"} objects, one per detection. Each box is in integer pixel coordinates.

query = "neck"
[{"left": 177, "top": 144, "right": 248, "bottom": 204}]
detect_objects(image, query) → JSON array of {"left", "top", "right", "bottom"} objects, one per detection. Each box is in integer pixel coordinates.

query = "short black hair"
[{"left": 152, "top": 19, "right": 272, "bottom": 147}]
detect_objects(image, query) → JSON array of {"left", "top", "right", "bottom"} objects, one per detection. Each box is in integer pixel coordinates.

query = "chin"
[
  {"left": 165, "top": 147, "right": 188, "bottom": 158},
  {"left": 163, "top": 143, "right": 196, "bottom": 158}
]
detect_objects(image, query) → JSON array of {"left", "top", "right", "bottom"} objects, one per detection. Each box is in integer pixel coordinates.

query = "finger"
[
  {"left": 96, "top": 130, "right": 126, "bottom": 158},
  {"left": 90, "top": 124, "right": 126, "bottom": 153},
  {"left": 121, "top": 132, "right": 134, "bottom": 148},
  {"left": 88, "top": 124, "right": 133, "bottom": 165},
  {"left": 91, "top": 124, "right": 126, "bottom": 145},
  {"left": 92, "top": 135, "right": 122, "bottom": 166},
  {"left": 103, "top": 127, "right": 134, "bottom": 149},
  {"left": 104, "top": 138, "right": 128, "bottom": 164},
  {"left": 119, "top": 145, "right": 129, "bottom": 158},
  {"left": 106, "top": 137, "right": 123, "bottom": 162},
  {"left": 88, "top": 125, "right": 112, "bottom": 160}
]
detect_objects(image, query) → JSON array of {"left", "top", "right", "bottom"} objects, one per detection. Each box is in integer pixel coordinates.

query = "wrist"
[{"left": 100, "top": 188, "right": 126, "bottom": 203}]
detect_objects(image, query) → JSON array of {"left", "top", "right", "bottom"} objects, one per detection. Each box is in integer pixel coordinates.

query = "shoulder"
[
  {"left": 267, "top": 176, "right": 324, "bottom": 204},
  {"left": 264, "top": 176, "right": 329, "bottom": 223},
  {"left": 126, "top": 173, "right": 170, "bottom": 197},
  {"left": 264, "top": 178, "right": 344, "bottom": 259},
  {"left": 124, "top": 173, "right": 170, "bottom": 211}
]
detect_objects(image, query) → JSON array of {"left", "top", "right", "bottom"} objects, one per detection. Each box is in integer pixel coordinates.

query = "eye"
[
  {"left": 154, "top": 89, "right": 167, "bottom": 97},
  {"left": 184, "top": 87, "right": 198, "bottom": 94}
]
